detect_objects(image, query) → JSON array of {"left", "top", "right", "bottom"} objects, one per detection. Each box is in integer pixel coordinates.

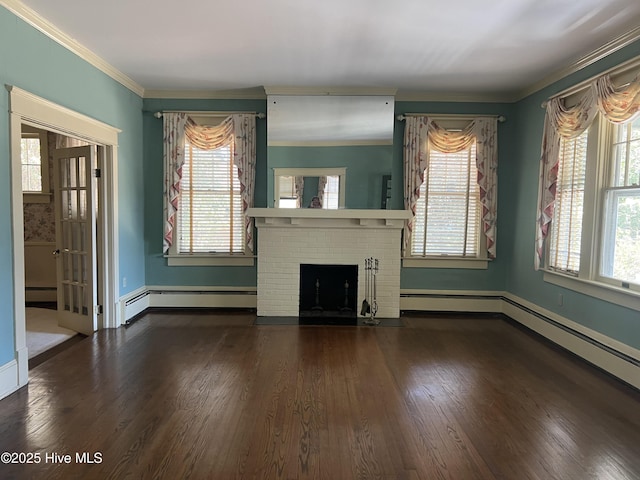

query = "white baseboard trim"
[
  {"left": 502, "top": 293, "right": 640, "bottom": 390},
  {"left": 400, "top": 289, "right": 503, "bottom": 313},
  {"left": 114, "top": 287, "right": 639, "bottom": 389},
  {"left": 399, "top": 289, "right": 639, "bottom": 390},
  {"left": 0, "top": 360, "right": 19, "bottom": 401},
  {"left": 119, "top": 286, "right": 257, "bottom": 324},
  {"left": 25, "top": 287, "right": 57, "bottom": 302}
]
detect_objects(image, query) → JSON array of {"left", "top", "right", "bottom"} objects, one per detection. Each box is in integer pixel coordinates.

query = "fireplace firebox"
[{"left": 299, "top": 264, "right": 358, "bottom": 325}]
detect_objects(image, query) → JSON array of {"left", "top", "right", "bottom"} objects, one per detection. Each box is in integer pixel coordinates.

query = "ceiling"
[{"left": 13, "top": 0, "right": 640, "bottom": 99}]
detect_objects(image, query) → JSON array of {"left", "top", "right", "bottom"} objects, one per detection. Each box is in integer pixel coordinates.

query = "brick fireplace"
[{"left": 247, "top": 208, "right": 410, "bottom": 318}]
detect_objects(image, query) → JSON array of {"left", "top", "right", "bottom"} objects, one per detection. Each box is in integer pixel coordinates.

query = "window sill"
[
  {"left": 403, "top": 256, "right": 488, "bottom": 269},
  {"left": 166, "top": 254, "right": 255, "bottom": 267},
  {"left": 23, "top": 192, "right": 52, "bottom": 204},
  {"left": 543, "top": 270, "right": 640, "bottom": 312}
]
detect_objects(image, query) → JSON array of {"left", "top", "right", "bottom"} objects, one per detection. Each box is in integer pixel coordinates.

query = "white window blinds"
[
  {"left": 322, "top": 175, "right": 340, "bottom": 209},
  {"left": 412, "top": 143, "right": 480, "bottom": 256},
  {"left": 178, "top": 140, "right": 244, "bottom": 254},
  {"left": 548, "top": 130, "right": 588, "bottom": 274}
]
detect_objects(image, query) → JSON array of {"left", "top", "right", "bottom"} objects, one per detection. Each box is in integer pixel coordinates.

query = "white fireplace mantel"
[
  {"left": 247, "top": 208, "right": 410, "bottom": 318},
  {"left": 246, "top": 208, "right": 411, "bottom": 229}
]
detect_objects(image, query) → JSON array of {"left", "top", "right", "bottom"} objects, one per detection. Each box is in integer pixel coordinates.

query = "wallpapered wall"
[
  {"left": 23, "top": 133, "right": 88, "bottom": 242},
  {"left": 23, "top": 132, "right": 55, "bottom": 242}
]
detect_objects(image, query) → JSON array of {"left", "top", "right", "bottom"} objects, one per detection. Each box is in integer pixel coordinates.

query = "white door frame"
[{"left": 8, "top": 86, "right": 121, "bottom": 387}]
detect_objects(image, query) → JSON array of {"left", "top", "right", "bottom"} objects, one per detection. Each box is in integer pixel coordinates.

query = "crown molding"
[
  {"left": 4, "top": 0, "right": 639, "bottom": 105},
  {"left": 395, "top": 90, "right": 517, "bottom": 103},
  {"left": 264, "top": 86, "right": 397, "bottom": 96},
  {"left": 143, "top": 87, "right": 267, "bottom": 99},
  {"left": 1, "top": 0, "right": 145, "bottom": 97},
  {"left": 516, "top": 25, "right": 640, "bottom": 101}
]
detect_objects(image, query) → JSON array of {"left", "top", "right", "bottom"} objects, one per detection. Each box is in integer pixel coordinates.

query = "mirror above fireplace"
[{"left": 266, "top": 91, "right": 396, "bottom": 209}]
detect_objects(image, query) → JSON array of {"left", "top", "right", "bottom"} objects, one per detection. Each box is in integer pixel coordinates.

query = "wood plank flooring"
[{"left": 0, "top": 311, "right": 638, "bottom": 479}]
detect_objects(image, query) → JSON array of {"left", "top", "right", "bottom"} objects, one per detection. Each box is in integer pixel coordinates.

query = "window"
[
  {"left": 322, "top": 175, "right": 340, "bottom": 209},
  {"left": 546, "top": 115, "right": 640, "bottom": 294},
  {"left": 175, "top": 139, "right": 244, "bottom": 254},
  {"left": 600, "top": 117, "right": 640, "bottom": 285},
  {"left": 277, "top": 175, "right": 299, "bottom": 208},
  {"left": 273, "top": 168, "right": 346, "bottom": 208},
  {"left": 21, "top": 125, "right": 50, "bottom": 202},
  {"left": 411, "top": 142, "right": 483, "bottom": 258},
  {"left": 548, "top": 131, "right": 588, "bottom": 274}
]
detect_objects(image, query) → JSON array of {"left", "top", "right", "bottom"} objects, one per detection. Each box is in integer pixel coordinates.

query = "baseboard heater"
[
  {"left": 400, "top": 292, "right": 503, "bottom": 313},
  {"left": 399, "top": 291, "right": 639, "bottom": 389},
  {"left": 122, "top": 288, "right": 257, "bottom": 324},
  {"left": 502, "top": 296, "right": 640, "bottom": 369}
]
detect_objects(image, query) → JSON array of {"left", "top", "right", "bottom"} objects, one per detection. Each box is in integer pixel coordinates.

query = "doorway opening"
[
  {"left": 22, "top": 127, "right": 101, "bottom": 366},
  {"left": 10, "top": 86, "right": 120, "bottom": 387}
]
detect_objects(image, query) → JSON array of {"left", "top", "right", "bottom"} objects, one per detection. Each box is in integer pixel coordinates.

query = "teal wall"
[
  {"left": 142, "top": 98, "right": 267, "bottom": 286},
  {"left": 396, "top": 101, "right": 516, "bottom": 292},
  {"left": 2, "top": 3, "right": 639, "bottom": 368},
  {"left": 267, "top": 145, "right": 393, "bottom": 208},
  {"left": 506, "top": 41, "right": 640, "bottom": 350},
  {"left": 0, "top": 6, "right": 145, "bottom": 365}
]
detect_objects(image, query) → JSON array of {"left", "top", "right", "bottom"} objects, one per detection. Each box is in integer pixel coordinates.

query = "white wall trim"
[
  {"left": 399, "top": 289, "right": 639, "bottom": 389},
  {"left": 516, "top": 26, "right": 640, "bottom": 100},
  {"left": 119, "top": 286, "right": 257, "bottom": 323},
  {"left": 144, "top": 88, "right": 267, "bottom": 100},
  {"left": 3, "top": 0, "right": 640, "bottom": 103},
  {"left": 502, "top": 293, "right": 639, "bottom": 390},
  {"left": 400, "top": 289, "right": 503, "bottom": 312},
  {"left": 0, "top": 360, "right": 20, "bottom": 401},
  {"left": 0, "top": 0, "right": 144, "bottom": 97},
  {"left": 118, "top": 286, "right": 640, "bottom": 390},
  {"left": 502, "top": 293, "right": 640, "bottom": 364},
  {"left": 543, "top": 270, "right": 640, "bottom": 312},
  {"left": 8, "top": 87, "right": 121, "bottom": 396}
]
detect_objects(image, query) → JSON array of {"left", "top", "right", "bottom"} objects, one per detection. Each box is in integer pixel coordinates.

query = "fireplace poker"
[{"left": 360, "top": 257, "right": 370, "bottom": 316}]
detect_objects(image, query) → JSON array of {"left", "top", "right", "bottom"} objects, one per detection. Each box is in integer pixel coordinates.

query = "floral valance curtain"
[
  {"left": 162, "top": 113, "right": 257, "bottom": 254},
  {"left": 317, "top": 176, "right": 328, "bottom": 206},
  {"left": 535, "top": 72, "right": 640, "bottom": 269},
  {"left": 294, "top": 176, "right": 304, "bottom": 208},
  {"left": 403, "top": 116, "right": 498, "bottom": 258}
]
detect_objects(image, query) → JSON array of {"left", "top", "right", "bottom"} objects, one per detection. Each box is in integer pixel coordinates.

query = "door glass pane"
[
  {"left": 78, "top": 156, "right": 87, "bottom": 188},
  {"left": 63, "top": 284, "right": 71, "bottom": 312},
  {"left": 79, "top": 189, "right": 87, "bottom": 219}
]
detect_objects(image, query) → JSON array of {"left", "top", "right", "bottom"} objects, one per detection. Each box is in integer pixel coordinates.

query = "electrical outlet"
[{"left": 122, "top": 277, "right": 127, "bottom": 288}]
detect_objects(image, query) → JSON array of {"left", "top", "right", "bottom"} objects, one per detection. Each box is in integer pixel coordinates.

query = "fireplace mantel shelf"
[{"left": 247, "top": 208, "right": 411, "bottom": 228}]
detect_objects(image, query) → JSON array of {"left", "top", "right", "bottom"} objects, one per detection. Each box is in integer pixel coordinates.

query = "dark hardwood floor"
[{"left": 1, "top": 310, "right": 638, "bottom": 479}]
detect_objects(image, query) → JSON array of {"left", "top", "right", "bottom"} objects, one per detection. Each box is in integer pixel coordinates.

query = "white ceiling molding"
[
  {"left": 0, "top": 0, "right": 145, "bottom": 97},
  {"left": 394, "top": 91, "right": 518, "bottom": 103},
  {"left": 516, "top": 25, "right": 640, "bottom": 101},
  {"left": 4, "top": 0, "right": 640, "bottom": 103},
  {"left": 264, "top": 86, "right": 398, "bottom": 96},
  {"left": 143, "top": 87, "right": 268, "bottom": 100}
]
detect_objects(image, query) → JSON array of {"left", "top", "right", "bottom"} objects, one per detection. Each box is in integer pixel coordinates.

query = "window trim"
[
  {"left": 406, "top": 129, "right": 488, "bottom": 268},
  {"left": 21, "top": 125, "right": 51, "bottom": 203},
  {"left": 543, "top": 269, "right": 640, "bottom": 312},
  {"left": 273, "top": 167, "right": 346, "bottom": 208},
  {"left": 542, "top": 116, "right": 640, "bottom": 304},
  {"left": 165, "top": 254, "right": 255, "bottom": 267},
  {"left": 402, "top": 256, "right": 488, "bottom": 269},
  {"left": 167, "top": 138, "right": 253, "bottom": 267}
]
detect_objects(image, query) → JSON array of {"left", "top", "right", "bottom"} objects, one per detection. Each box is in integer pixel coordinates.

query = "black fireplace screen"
[{"left": 299, "top": 264, "right": 358, "bottom": 320}]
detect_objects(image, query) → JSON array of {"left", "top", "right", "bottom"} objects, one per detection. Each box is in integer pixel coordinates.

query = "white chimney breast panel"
[{"left": 248, "top": 209, "right": 410, "bottom": 318}]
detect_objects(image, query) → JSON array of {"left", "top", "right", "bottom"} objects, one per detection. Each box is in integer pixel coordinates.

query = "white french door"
[{"left": 53, "top": 146, "right": 98, "bottom": 335}]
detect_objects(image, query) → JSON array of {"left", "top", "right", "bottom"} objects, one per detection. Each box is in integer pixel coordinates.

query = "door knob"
[{"left": 52, "top": 249, "right": 60, "bottom": 257}]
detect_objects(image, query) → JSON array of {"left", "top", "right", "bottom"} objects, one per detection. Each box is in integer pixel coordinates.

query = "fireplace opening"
[{"left": 299, "top": 264, "right": 358, "bottom": 325}]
